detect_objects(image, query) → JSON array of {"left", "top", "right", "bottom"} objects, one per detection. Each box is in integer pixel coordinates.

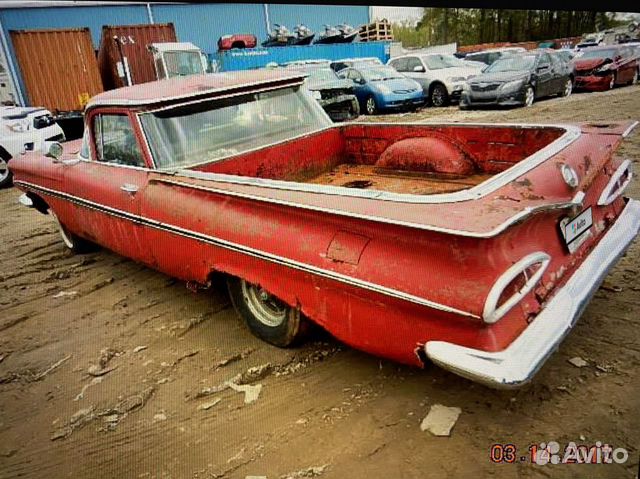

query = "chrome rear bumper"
[{"left": 425, "top": 198, "right": 640, "bottom": 388}]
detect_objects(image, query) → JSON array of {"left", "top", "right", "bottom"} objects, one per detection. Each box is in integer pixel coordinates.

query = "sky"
[{"left": 370, "top": 6, "right": 424, "bottom": 26}]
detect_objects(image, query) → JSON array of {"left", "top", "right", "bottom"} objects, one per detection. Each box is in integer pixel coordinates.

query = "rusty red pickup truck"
[{"left": 9, "top": 69, "right": 640, "bottom": 388}]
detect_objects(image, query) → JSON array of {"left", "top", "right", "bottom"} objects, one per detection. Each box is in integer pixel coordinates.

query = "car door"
[
  {"left": 534, "top": 53, "right": 553, "bottom": 97},
  {"left": 618, "top": 47, "right": 634, "bottom": 82},
  {"left": 403, "top": 56, "right": 431, "bottom": 93},
  {"left": 549, "top": 53, "right": 566, "bottom": 93},
  {"left": 61, "top": 109, "right": 154, "bottom": 265},
  {"left": 343, "top": 69, "right": 367, "bottom": 103}
]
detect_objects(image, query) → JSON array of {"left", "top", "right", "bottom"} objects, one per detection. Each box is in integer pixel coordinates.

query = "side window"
[
  {"left": 550, "top": 53, "right": 562, "bottom": 69},
  {"left": 93, "top": 114, "right": 146, "bottom": 168},
  {"left": 154, "top": 57, "right": 167, "bottom": 80},
  {"left": 390, "top": 57, "right": 408, "bottom": 72},
  {"left": 405, "top": 57, "right": 423, "bottom": 72},
  {"left": 79, "top": 127, "right": 90, "bottom": 159},
  {"left": 488, "top": 53, "right": 500, "bottom": 64},
  {"left": 539, "top": 53, "right": 551, "bottom": 67}
]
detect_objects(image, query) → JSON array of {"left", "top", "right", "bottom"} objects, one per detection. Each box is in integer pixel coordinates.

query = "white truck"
[
  {"left": 0, "top": 107, "right": 65, "bottom": 187},
  {"left": 147, "top": 42, "right": 213, "bottom": 80}
]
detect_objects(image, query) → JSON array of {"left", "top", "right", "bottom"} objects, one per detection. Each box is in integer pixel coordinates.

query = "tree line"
[{"left": 393, "top": 9, "right": 624, "bottom": 48}]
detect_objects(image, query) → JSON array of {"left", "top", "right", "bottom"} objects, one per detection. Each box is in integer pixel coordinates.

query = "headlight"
[
  {"left": 377, "top": 84, "right": 391, "bottom": 94},
  {"left": 6, "top": 122, "right": 26, "bottom": 133},
  {"left": 446, "top": 76, "right": 466, "bottom": 83},
  {"left": 311, "top": 90, "right": 322, "bottom": 100},
  {"left": 500, "top": 79, "right": 524, "bottom": 92}
]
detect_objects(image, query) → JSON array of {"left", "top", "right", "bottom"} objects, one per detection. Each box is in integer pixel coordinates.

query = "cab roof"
[{"left": 87, "top": 69, "right": 307, "bottom": 109}]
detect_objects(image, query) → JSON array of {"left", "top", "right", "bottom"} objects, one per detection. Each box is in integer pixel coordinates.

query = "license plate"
[{"left": 560, "top": 207, "right": 593, "bottom": 253}]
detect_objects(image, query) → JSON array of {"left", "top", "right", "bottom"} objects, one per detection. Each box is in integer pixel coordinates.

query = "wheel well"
[
  {"left": 0, "top": 145, "right": 11, "bottom": 161},
  {"left": 26, "top": 192, "right": 50, "bottom": 215},
  {"left": 428, "top": 81, "right": 446, "bottom": 94}
]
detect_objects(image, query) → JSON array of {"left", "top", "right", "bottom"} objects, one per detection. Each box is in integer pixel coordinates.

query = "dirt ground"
[{"left": 1, "top": 85, "right": 639, "bottom": 479}]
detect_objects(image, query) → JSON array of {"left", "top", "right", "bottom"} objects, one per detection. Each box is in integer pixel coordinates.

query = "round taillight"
[{"left": 560, "top": 163, "right": 579, "bottom": 189}]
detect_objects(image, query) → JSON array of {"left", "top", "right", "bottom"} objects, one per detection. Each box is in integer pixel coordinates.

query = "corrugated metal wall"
[
  {"left": 10, "top": 28, "right": 103, "bottom": 112},
  {"left": 0, "top": 3, "right": 371, "bottom": 107},
  {"left": 150, "top": 3, "right": 266, "bottom": 55}
]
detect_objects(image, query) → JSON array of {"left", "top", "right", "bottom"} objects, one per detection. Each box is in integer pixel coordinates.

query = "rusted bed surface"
[{"left": 304, "top": 163, "right": 494, "bottom": 195}]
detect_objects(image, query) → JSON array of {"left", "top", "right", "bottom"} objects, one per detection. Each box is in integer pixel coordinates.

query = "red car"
[
  {"left": 217, "top": 34, "right": 257, "bottom": 51},
  {"left": 9, "top": 70, "right": 640, "bottom": 388},
  {"left": 573, "top": 44, "right": 639, "bottom": 91}
]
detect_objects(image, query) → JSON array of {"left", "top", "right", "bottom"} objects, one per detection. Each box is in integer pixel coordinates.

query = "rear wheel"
[
  {"left": 51, "top": 211, "right": 96, "bottom": 253},
  {"left": 524, "top": 86, "right": 535, "bottom": 107},
  {"left": 430, "top": 83, "right": 449, "bottom": 107},
  {"left": 0, "top": 154, "right": 12, "bottom": 188},
  {"left": 227, "top": 277, "right": 308, "bottom": 347},
  {"left": 364, "top": 95, "right": 377, "bottom": 115},
  {"left": 560, "top": 78, "right": 572, "bottom": 97}
]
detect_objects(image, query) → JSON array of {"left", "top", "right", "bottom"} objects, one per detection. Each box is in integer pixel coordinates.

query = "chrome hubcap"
[
  {"left": 241, "top": 281, "right": 287, "bottom": 327},
  {"left": 432, "top": 88, "right": 444, "bottom": 106},
  {"left": 366, "top": 98, "right": 375, "bottom": 114},
  {"left": 525, "top": 88, "right": 534, "bottom": 106},
  {"left": 0, "top": 158, "right": 8, "bottom": 182}
]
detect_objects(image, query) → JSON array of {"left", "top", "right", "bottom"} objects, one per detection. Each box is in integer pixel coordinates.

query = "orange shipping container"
[
  {"left": 97, "top": 23, "right": 177, "bottom": 90},
  {"left": 10, "top": 28, "right": 104, "bottom": 113}
]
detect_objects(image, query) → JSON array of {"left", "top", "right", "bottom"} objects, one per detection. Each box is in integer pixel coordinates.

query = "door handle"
[{"left": 120, "top": 183, "right": 139, "bottom": 195}]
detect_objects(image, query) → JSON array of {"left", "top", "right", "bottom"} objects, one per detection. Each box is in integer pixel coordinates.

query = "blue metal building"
[{"left": 0, "top": 1, "right": 371, "bottom": 106}]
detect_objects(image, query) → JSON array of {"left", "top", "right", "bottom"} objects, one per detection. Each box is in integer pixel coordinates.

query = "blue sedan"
[{"left": 337, "top": 65, "right": 426, "bottom": 115}]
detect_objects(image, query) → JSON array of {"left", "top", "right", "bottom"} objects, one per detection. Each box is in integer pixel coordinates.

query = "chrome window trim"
[{"left": 159, "top": 122, "right": 582, "bottom": 205}]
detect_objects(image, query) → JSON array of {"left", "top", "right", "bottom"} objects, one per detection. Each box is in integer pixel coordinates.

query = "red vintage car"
[
  {"left": 9, "top": 70, "right": 640, "bottom": 388},
  {"left": 217, "top": 34, "right": 257, "bottom": 51},
  {"left": 573, "top": 44, "right": 639, "bottom": 91}
]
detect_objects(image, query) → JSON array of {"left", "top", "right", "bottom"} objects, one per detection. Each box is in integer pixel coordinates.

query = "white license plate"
[{"left": 563, "top": 207, "right": 593, "bottom": 248}]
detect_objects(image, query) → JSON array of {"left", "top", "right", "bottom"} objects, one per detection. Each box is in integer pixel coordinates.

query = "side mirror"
[
  {"left": 413, "top": 65, "right": 425, "bottom": 72},
  {"left": 44, "top": 141, "right": 63, "bottom": 161}
]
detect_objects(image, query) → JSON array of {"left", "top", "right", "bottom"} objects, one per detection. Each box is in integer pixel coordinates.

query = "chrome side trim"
[
  {"left": 13, "top": 180, "right": 480, "bottom": 319},
  {"left": 597, "top": 159, "right": 632, "bottom": 206},
  {"left": 482, "top": 252, "right": 551, "bottom": 324},
  {"left": 621, "top": 120, "right": 639, "bottom": 138},
  {"left": 166, "top": 122, "right": 582, "bottom": 205},
  {"left": 425, "top": 199, "right": 640, "bottom": 388},
  {"left": 155, "top": 177, "right": 584, "bottom": 238}
]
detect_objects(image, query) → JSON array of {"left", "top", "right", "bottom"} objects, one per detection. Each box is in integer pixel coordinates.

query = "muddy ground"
[{"left": 1, "top": 85, "right": 639, "bottom": 479}]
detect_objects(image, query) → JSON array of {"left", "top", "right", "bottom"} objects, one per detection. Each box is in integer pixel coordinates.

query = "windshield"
[
  {"left": 139, "top": 86, "right": 331, "bottom": 170},
  {"left": 361, "top": 66, "right": 403, "bottom": 81},
  {"left": 485, "top": 55, "right": 536, "bottom": 72},
  {"left": 163, "top": 51, "right": 204, "bottom": 78},
  {"left": 579, "top": 49, "right": 616, "bottom": 60},
  {"left": 422, "top": 54, "right": 465, "bottom": 70}
]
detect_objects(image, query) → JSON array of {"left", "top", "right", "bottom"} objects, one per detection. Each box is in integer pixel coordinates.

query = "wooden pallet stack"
[{"left": 359, "top": 19, "right": 394, "bottom": 42}]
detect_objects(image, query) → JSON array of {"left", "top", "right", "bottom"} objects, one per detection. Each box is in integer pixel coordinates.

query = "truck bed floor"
[{"left": 305, "top": 164, "right": 493, "bottom": 195}]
